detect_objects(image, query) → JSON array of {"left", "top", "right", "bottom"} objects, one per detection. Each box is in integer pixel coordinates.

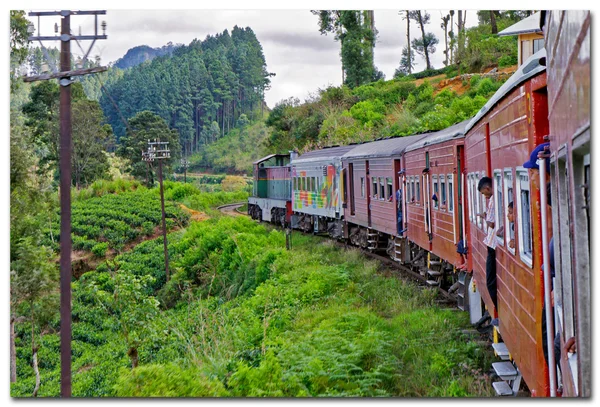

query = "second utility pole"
[{"left": 58, "top": 12, "right": 72, "bottom": 398}]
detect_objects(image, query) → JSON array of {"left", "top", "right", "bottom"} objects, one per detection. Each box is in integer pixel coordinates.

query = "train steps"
[
  {"left": 366, "top": 228, "right": 386, "bottom": 251},
  {"left": 425, "top": 257, "right": 444, "bottom": 287},
  {"left": 491, "top": 361, "right": 522, "bottom": 397},
  {"left": 492, "top": 342, "right": 511, "bottom": 361}
]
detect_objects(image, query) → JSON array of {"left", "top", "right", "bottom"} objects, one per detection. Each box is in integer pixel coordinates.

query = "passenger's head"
[
  {"left": 477, "top": 176, "right": 493, "bottom": 199},
  {"left": 507, "top": 201, "right": 514, "bottom": 223},
  {"left": 523, "top": 142, "right": 550, "bottom": 190}
]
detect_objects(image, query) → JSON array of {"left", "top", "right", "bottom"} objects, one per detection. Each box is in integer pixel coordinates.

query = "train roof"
[
  {"left": 404, "top": 119, "right": 471, "bottom": 153},
  {"left": 253, "top": 153, "right": 290, "bottom": 165},
  {"left": 465, "top": 49, "right": 547, "bottom": 133},
  {"left": 340, "top": 133, "right": 430, "bottom": 160},
  {"left": 292, "top": 145, "right": 357, "bottom": 164}
]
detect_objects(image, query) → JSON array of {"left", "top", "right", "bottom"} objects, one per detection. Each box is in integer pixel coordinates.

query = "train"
[{"left": 247, "top": 10, "right": 590, "bottom": 398}]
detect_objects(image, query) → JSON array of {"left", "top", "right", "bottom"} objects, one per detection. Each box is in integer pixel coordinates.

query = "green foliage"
[
  {"left": 348, "top": 99, "right": 386, "bottom": 128},
  {"left": 116, "top": 111, "right": 181, "bottom": 181},
  {"left": 44, "top": 188, "right": 189, "bottom": 253},
  {"left": 99, "top": 26, "right": 271, "bottom": 153},
  {"left": 91, "top": 242, "right": 109, "bottom": 258},
  {"left": 114, "top": 364, "right": 229, "bottom": 397}
]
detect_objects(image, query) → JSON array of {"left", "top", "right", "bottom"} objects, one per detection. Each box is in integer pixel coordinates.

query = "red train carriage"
[
  {"left": 464, "top": 49, "right": 549, "bottom": 396},
  {"left": 340, "top": 134, "right": 427, "bottom": 251},
  {"left": 403, "top": 120, "right": 470, "bottom": 273},
  {"left": 543, "top": 10, "right": 591, "bottom": 398}
]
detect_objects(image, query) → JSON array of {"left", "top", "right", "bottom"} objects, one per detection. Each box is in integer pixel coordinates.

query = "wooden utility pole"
[
  {"left": 144, "top": 140, "right": 171, "bottom": 281},
  {"left": 25, "top": 10, "right": 107, "bottom": 398}
]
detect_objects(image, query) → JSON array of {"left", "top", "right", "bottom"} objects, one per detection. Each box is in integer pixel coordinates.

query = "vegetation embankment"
[{"left": 12, "top": 202, "right": 496, "bottom": 396}]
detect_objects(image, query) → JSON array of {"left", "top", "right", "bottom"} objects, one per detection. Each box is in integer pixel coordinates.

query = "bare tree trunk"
[
  {"left": 450, "top": 11, "right": 454, "bottom": 64},
  {"left": 417, "top": 11, "right": 431, "bottom": 70},
  {"left": 128, "top": 347, "right": 139, "bottom": 369},
  {"left": 406, "top": 11, "right": 412, "bottom": 74},
  {"left": 10, "top": 316, "right": 26, "bottom": 383},
  {"left": 490, "top": 11, "right": 498, "bottom": 34},
  {"left": 457, "top": 10, "right": 464, "bottom": 74}
]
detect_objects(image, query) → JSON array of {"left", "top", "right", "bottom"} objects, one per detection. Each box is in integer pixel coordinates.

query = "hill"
[{"left": 113, "top": 43, "right": 181, "bottom": 69}]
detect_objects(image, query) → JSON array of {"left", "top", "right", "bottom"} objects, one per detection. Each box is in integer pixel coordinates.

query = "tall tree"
[
  {"left": 312, "top": 10, "right": 377, "bottom": 88},
  {"left": 116, "top": 110, "right": 181, "bottom": 181},
  {"left": 10, "top": 10, "right": 30, "bottom": 91},
  {"left": 412, "top": 11, "right": 435, "bottom": 70},
  {"left": 71, "top": 99, "right": 114, "bottom": 188},
  {"left": 394, "top": 46, "right": 415, "bottom": 77},
  {"left": 401, "top": 11, "right": 413, "bottom": 74},
  {"left": 441, "top": 13, "right": 451, "bottom": 66}
]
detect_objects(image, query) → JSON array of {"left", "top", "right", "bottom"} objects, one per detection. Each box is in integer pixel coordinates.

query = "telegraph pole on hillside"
[
  {"left": 24, "top": 10, "right": 107, "bottom": 398},
  {"left": 144, "top": 139, "right": 171, "bottom": 281}
]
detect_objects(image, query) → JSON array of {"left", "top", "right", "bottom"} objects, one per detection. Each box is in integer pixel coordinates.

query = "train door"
[
  {"left": 366, "top": 160, "right": 371, "bottom": 227},
  {"left": 348, "top": 163, "right": 355, "bottom": 216},
  {"left": 394, "top": 159, "right": 401, "bottom": 234},
  {"left": 456, "top": 145, "right": 465, "bottom": 245}
]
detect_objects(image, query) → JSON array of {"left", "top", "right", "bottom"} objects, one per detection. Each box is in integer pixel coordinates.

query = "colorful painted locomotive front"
[{"left": 544, "top": 10, "right": 591, "bottom": 398}]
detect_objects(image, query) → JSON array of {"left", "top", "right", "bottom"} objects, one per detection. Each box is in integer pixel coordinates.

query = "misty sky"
[{"left": 25, "top": 10, "right": 478, "bottom": 108}]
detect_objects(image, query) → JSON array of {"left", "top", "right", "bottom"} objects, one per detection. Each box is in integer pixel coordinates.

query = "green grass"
[{"left": 12, "top": 215, "right": 496, "bottom": 397}]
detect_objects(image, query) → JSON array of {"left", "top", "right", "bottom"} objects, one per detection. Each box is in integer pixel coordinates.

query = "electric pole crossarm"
[
  {"left": 29, "top": 10, "right": 106, "bottom": 17},
  {"left": 28, "top": 35, "right": 107, "bottom": 41},
  {"left": 23, "top": 66, "right": 108, "bottom": 82}
]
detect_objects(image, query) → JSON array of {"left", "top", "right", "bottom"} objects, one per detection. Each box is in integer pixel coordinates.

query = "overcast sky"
[{"left": 25, "top": 9, "right": 479, "bottom": 108}]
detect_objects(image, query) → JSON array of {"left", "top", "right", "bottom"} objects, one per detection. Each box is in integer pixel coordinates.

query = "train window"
[
  {"left": 447, "top": 174, "right": 454, "bottom": 212},
  {"left": 360, "top": 177, "right": 365, "bottom": 198},
  {"left": 432, "top": 175, "right": 439, "bottom": 209},
  {"left": 293, "top": 177, "right": 297, "bottom": 191},
  {"left": 440, "top": 175, "right": 447, "bottom": 210},
  {"left": 372, "top": 177, "right": 378, "bottom": 199},
  {"left": 504, "top": 169, "right": 515, "bottom": 254},
  {"left": 302, "top": 177, "right": 306, "bottom": 191},
  {"left": 386, "top": 178, "right": 393, "bottom": 202},
  {"left": 516, "top": 168, "right": 533, "bottom": 266},
  {"left": 494, "top": 170, "right": 504, "bottom": 246},
  {"left": 533, "top": 38, "right": 544, "bottom": 53},
  {"left": 416, "top": 177, "right": 421, "bottom": 203},
  {"left": 473, "top": 172, "right": 487, "bottom": 229},
  {"left": 411, "top": 177, "right": 416, "bottom": 203},
  {"left": 379, "top": 177, "right": 385, "bottom": 200},
  {"left": 467, "top": 174, "right": 473, "bottom": 221}
]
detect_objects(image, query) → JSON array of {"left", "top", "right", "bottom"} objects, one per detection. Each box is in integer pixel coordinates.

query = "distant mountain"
[{"left": 113, "top": 42, "right": 182, "bottom": 69}]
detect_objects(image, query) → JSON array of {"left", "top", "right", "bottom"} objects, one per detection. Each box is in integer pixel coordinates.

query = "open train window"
[
  {"left": 406, "top": 177, "right": 411, "bottom": 203},
  {"left": 411, "top": 177, "right": 416, "bottom": 203},
  {"left": 416, "top": 177, "right": 421, "bottom": 204},
  {"left": 432, "top": 175, "right": 439, "bottom": 209},
  {"left": 386, "top": 177, "right": 393, "bottom": 202},
  {"left": 379, "top": 177, "right": 385, "bottom": 200},
  {"left": 440, "top": 175, "right": 447, "bottom": 210},
  {"left": 474, "top": 173, "right": 482, "bottom": 229},
  {"left": 372, "top": 177, "right": 378, "bottom": 199},
  {"left": 447, "top": 174, "right": 454, "bottom": 212},
  {"left": 504, "top": 169, "right": 515, "bottom": 255},
  {"left": 516, "top": 168, "right": 533, "bottom": 267},
  {"left": 360, "top": 176, "right": 364, "bottom": 198},
  {"left": 494, "top": 170, "right": 504, "bottom": 246}
]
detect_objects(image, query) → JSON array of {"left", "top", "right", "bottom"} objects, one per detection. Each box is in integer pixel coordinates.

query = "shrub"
[{"left": 91, "top": 242, "right": 109, "bottom": 257}]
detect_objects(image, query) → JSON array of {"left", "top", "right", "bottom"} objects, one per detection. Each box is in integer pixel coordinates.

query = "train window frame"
[
  {"left": 447, "top": 174, "right": 454, "bottom": 213},
  {"left": 494, "top": 170, "right": 504, "bottom": 247},
  {"left": 406, "top": 176, "right": 411, "bottom": 203},
  {"left": 415, "top": 177, "right": 421, "bottom": 205},
  {"left": 432, "top": 175, "right": 439, "bottom": 209},
  {"left": 379, "top": 177, "right": 385, "bottom": 201},
  {"left": 474, "top": 172, "right": 482, "bottom": 229},
  {"left": 440, "top": 174, "right": 447, "bottom": 210},
  {"left": 411, "top": 176, "right": 416, "bottom": 204},
  {"left": 301, "top": 177, "right": 305, "bottom": 191},
  {"left": 372, "top": 177, "right": 378, "bottom": 199},
  {"left": 504, "top": 169, "right": 515, "bottom": 255},
  {"left": 386, "top": 177, "right": 393, "bottom": 203},
  {"left": 515, "top": 167, "right": 533, "bottom": 267},
  {"left": 360, "top": 177, "right": 365, "bottom": 198},
  {"left": 467, "top": 173, "right": 473, "bottom": 221}
]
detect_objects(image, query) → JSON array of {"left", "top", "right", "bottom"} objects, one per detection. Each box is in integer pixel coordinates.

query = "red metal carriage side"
[
  {"left": 544, "top": 10, "right": 591, "bottom": 398},
  {"left": 404, "top": 121, "right": 470, "bottom": 266},
  {"left": 464, "top": 50, "right": 549, "bottom": 396}
]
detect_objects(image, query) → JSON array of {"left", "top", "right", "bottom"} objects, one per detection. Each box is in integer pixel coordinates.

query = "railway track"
[{"left": 216, "top": 202, "right": 247, "bottom": 215}]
